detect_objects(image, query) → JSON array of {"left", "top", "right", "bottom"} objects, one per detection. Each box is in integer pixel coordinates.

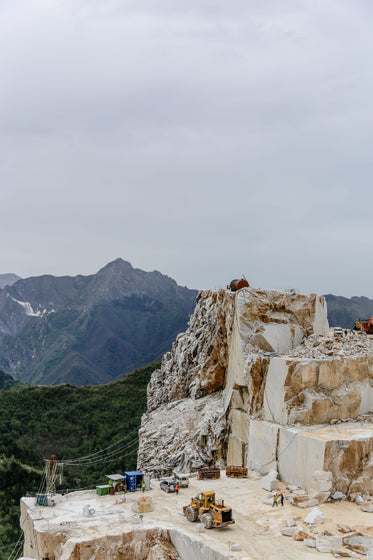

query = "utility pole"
[{"left": 45, "top": 455, "right": 63, "bottom": 496}]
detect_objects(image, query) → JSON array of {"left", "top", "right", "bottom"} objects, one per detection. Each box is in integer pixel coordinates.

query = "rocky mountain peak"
[
  {"left": 97, "top": 258, "right": 133, "bottom": 275},
  {"left": 0, "top": 260, "right": 197, "bottom": 385}
]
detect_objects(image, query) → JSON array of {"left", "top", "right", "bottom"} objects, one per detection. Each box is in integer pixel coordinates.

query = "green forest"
[{"left": 0, "top": 362, "right": 159, "bottom": 559}]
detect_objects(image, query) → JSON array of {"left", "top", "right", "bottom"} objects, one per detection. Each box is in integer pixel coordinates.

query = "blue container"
[{"left": 124, "top": 471, "right": 143, "bottom": 492}]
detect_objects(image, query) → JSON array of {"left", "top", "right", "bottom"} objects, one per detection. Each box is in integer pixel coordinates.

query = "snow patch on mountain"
[{"left": 8, "top": 295, "right": 54, "bottom": 317}]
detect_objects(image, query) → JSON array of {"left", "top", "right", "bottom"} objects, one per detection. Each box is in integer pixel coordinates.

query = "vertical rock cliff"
[{"left": 137, "top": 287, "right": 329, "bottom": 474}]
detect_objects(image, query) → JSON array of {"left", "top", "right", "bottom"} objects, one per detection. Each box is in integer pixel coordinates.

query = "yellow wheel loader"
[{"left": 183, "top": 491, "right": 235, "bottom": 529}]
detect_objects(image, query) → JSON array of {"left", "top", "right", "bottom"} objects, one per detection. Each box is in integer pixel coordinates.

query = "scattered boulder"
[
  {"left": 132, "top": 496, "right": 154, "bottom": 513},
  {"left": 292, "top": 488, "right": 307, "bottom": 496},
  {"left": 281, "top": 526, "right": 302, "bottom": 537},
  {"left": 304, "top": 507, "right": 324, "bottom": 525},
  {"left": 266, "top": 469, "right": 278, "bottom": 479},
  {"left": 308, "top": 489, "right": 330, "bottom": 503},
  {"left": 352, "top": 525, "right": 373, "bottom": 536},
  {"left": 332, "top": 491, "right": 346, "bottom": 501},
  {"left": 313, "top": 470, "right": 332, "bottom": 481},
  {"left": 261, "top": 471, "right": 279, "bottom": 492},
  {"left": 324, "top": 530, "right": 334, "bottom": 536},
  {"left": 316, "top": 534, "right": 343, "bottom": 553},
  {"left": 294, "top": 530, "right": 310, "bottom": 541},
  {"left": 337, "top": 524, "right": 353, "bottom": 534},
  {"left": 362, "top": 505, "right": 373, "bottom": 513},
  {"left": 288, "top": 494, "right": 308, "bottom": 506},
  {"left": 356, "top": 495, "right": 365, "bottom": 505},
  {"left": 262, "top": 498, "right": 275, "bottom": 506},
  {"left": 261, "top": 478, "right": 279, "bottom": 492},
  {"left": 333, "top": 549, "right": 352, "bottom": 557},
  {"left": 304, "top": 538, "right": 316, "bottom": 548},
  {"left": 298, "top": 499, "right": 319, "bottom": 509},
  {"left": 312, "top": 470, "right": 333, "bottom": 493},
  {"left": 343, "top": 534, "right": 373, "bottom": 554},
  {"left": 286, "top": 514, "right": 296, "bottom": 527}
]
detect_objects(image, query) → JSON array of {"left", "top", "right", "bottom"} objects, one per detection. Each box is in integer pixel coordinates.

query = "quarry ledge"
[
  {"left": 19, "top": 471, "right": 373, "bottom": 560},
  {"left": 20, "top": 488, "right": 237, "bottom": 560},
  {"left": 248, "top": 420, "right": 373, "bottom": 492}
]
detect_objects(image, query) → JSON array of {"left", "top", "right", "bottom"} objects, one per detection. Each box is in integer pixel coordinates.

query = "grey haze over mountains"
[
  {"left": 0, "top": 259, "right": 197, "bottom": 386},
  {"left": 0, "top": 274, "right": 21, "bottom": 289}
]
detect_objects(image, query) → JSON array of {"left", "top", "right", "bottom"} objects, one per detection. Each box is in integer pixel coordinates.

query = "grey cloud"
[{"left": 1, "top": 1, "right": 373, "bottom": 297}]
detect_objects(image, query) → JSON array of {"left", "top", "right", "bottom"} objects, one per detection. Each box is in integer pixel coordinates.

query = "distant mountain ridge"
[
  {"left": 324, "top": 294, "right": 373, "bottom": 329},
  {"left": 0, "top": 259, "right": 197, "bottom": 386},
  {"left": 0, "top": 274, "right": 21, "bottom": 289}
]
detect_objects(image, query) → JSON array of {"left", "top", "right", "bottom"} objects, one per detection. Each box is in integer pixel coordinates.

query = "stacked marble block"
[{"left": 226, "top": 293, "right": 373, "bottom": 495}]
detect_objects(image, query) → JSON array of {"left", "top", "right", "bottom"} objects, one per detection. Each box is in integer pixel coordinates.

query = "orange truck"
[{"left": 354, "top": 317, "right": 373, "bottom": 334}]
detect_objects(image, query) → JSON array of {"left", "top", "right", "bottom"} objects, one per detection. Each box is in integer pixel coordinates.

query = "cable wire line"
[
  {"left": 62, "top": 427, "right": 139, "bottom": 463},
  {"left": 63, "top": 438, "right": 139, "bottom": 467}
]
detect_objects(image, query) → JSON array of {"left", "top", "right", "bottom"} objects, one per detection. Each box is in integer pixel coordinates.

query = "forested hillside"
[{"left": 0, "top": 362, "right": 158, "bottom": 558}]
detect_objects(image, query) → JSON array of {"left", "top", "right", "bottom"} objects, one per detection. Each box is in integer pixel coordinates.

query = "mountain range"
[
  {"left": 0, "top": 260, "right": 371, "bottom": 386},
  {"left": 323, "top": 294, "right": 373, "bottom": 329},
  {"left": 0, "top": 273, "right": 21, "bottom": 289},
  {"left": 0, "top": 259, "right": 197, "bottom": 386}
]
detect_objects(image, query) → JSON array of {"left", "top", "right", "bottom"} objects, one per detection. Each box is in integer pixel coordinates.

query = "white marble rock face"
[{"left": 138, "top": 287, "right": 373, "bottom": 495}]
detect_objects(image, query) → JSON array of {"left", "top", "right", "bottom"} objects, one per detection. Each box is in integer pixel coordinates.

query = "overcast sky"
[{"left": 1, "top": 0, "right": 373, "bottom": 297}]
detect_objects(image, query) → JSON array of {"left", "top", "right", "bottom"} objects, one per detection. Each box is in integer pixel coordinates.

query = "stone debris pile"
[
  {"left": 280, "top": 515, "right": 373, "bottom": 556},
  {"left": 261, "top": 469, "right": 373, "bottom": 556},
  {"left": 286, "top": 332, "right": 373, "bottom": 360}
]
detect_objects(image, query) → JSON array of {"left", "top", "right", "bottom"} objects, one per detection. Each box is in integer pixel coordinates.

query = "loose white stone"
[
  {"left": 261, "top": 477, "right": 279, "bottom": 492},
  {"left": 304, "top": 507, "right": 324, "bottom": 524}
]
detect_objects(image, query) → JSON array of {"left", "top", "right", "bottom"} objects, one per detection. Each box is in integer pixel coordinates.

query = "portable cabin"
[
  {"left": 124, "top": 470, "right": 143, "bottom": 492},
  {"left": 105, "top": 473, "right": 125, "bottom": 492}
]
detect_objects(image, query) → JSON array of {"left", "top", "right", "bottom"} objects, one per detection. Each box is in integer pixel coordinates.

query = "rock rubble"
[{"left": 286, "top": 331, "right": 373, "bottom": 360}]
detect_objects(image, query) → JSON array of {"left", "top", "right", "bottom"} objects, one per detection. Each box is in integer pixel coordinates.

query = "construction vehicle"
[
  {"left": 354, "top": 317, "right": 373, "bottom": 334},
  {"left": 183, "top": 491, "right": 235, "bottom": 529},
  {"left": 173, "top": 471, "right": 189, "bottom": 488},
  {"left": 227, "top": 278, "right": 249, "bottom": 291}
]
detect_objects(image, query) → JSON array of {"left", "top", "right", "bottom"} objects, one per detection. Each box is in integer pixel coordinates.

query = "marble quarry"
[
  {"left": 138, "top": 286, "right": 373, "bottom": 495},
  {"left": 19, "top": 491, "right": 228, "bottom": 560}
]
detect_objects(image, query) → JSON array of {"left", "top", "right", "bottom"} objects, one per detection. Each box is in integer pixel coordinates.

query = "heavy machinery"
[
  {"left": 183, "top": 491, "right": 235, "bottom": 529},
  {"left": 227, "top": 278, "right": 249, "bottom": 292},
  {"left": 354, "top": 317, "right": 373, "bottom": 334}
]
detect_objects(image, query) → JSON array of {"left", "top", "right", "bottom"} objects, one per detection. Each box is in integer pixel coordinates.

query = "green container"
[
  {"left": 96, "top": 485, "right": 111, "bottom": 496},
  {"left": 36, "top": 494, "right": 47, "bottom": 506}
]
